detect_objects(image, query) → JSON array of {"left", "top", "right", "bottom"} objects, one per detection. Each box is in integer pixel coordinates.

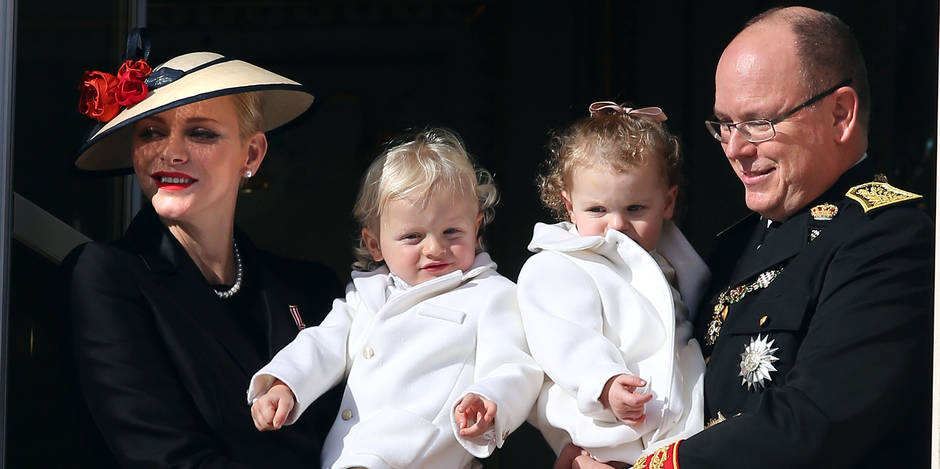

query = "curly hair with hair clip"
[
  {"left": 351, "top": 127, "right": 499, "bottom": 271},
  {"left": 538, "top": 105, "right": 682, "bottom": 221}
]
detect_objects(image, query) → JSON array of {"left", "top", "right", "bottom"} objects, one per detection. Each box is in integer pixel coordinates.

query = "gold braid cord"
[
  {"left": 846, "top": 182, "right": 922, "bottom": 213},
  {"left": 705, "top": 411, "right": 727, "bottom": 428},
  {"left": 633, "top": 441, "right": 680, "bottom": 469}
]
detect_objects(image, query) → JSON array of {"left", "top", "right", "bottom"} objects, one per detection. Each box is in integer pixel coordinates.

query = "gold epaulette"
[{"left": 845, "top": 181, "right": 922, "bottom": 213}]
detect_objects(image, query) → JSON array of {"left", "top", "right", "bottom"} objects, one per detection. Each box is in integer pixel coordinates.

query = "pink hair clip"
[{"left": 588, "top": 101, "right": 668, "bottom": 122}]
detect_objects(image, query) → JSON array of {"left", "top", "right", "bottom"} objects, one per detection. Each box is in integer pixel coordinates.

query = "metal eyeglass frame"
[{"left": 705, "top": 78, "right": 853, "bottom": 143}]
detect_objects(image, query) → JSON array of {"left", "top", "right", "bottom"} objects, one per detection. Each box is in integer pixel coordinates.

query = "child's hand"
[
  {"left": 600, "top": 374, "right": 652, "bottom": 426},
  {"left": 250, "top": 379, "right": 296, "bottom": 431},
  {"left": 454, "top": 393, "right": 497, "bottom": 437},
  {"left": 554, "top": 442, "right": 588, "bottom": 469}
]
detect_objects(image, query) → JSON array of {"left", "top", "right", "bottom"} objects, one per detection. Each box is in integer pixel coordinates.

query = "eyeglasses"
[{"left": 704, "top": 79, "right": 852, "bottom": 144}]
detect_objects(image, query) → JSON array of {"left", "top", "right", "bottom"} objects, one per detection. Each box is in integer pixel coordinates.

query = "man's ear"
[
  {"left": 830, "top": 85, "right": 859, "bottom": 144},
  {"left": 361, "top": 227, "right": 383, "bottom": 262}
]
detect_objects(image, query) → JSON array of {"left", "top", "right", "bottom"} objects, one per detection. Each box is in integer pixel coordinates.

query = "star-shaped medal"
[{"left": 739, "top": 334, "right": 779, "bottom": 390}]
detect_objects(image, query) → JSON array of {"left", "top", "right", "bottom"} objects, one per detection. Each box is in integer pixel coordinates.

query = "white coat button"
[
  {"left": 363, "top": 346, "right": 375, "bottom": 359},
  {"left": 341, "top": 409, "right": 353, "bottom": 420}
]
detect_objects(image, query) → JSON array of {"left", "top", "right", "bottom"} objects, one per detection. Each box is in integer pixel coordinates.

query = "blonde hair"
[
  {"left": 538, "top": 108, "right": 681, "bottom": 220},
  {"left": 352, "top": 128, "right": 499, "bottom": 271},
  {"left": 230, "top": 91, "right": 265, "bottom": 139}
]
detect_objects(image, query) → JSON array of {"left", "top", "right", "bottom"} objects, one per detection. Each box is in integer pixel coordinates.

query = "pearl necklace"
[{"left": 214, "top": 240, "right": 243, "bottom": 299}]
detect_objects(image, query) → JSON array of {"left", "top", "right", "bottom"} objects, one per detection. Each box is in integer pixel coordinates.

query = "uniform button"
[
  {"left": 759, "top": 315, "right": 769, "bottom": 327},
  {"left": 341, "top": 409, "right": 353, "bottom": 420},
  {"left": 502, "top": 430, "right": 510, "bottom": 440},
  {"left": 363, "top": 346, "right": 375, "bottom": 359}
]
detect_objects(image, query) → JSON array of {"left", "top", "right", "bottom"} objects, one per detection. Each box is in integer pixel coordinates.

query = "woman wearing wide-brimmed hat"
[{"left": 60, "top": 35, "right": 341, "bottom": 467}]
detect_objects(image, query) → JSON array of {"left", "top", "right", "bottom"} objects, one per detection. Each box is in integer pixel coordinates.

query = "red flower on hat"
[
  {"left": 78, "top": 59, "right": 152, "bottom": 122},
  {"left": 115, "top": 59, "right": 152, "bottom": 106},
  {"left": 78, "top": 70, "right": 120, "bottom": 122}
]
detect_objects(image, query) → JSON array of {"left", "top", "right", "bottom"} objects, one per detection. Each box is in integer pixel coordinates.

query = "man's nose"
[{"left": 723, "top": 127, "right": 757, "bottom": 160}]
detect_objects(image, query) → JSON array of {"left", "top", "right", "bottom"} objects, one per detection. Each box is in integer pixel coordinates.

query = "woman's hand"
[
  {"left": 250, "top": 379, "right": 296, "bottom": 431},
  {"left": 600, "top": 374, "right": 652, "bottom": 426},
  {"left": 454, "top": 392, "right": 497, "bottom": 437}
]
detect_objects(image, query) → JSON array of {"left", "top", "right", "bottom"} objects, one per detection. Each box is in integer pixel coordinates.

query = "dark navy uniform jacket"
[{"left": 680, "top": 160, "right": 933, "bottom": 468}]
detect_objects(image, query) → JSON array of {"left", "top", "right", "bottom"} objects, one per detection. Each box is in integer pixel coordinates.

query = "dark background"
[
  {"left": 8, "top": 0, "right": 937, "bottom": 467},
  {"left": 152, "top": 0, "right": 939, "bottom": 281}
]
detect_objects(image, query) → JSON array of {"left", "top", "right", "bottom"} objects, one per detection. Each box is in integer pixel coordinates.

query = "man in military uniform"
[{"left": 634, "top": 6, "right": 933, "bottom": 469}]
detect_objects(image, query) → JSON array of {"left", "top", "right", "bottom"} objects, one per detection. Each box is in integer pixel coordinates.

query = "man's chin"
[{"left": 745, "top": 192, "right": 778, "bottom": 218}]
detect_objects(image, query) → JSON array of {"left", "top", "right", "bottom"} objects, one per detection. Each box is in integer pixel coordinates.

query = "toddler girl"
[
  {"left": 519, "top": 102, "right": 708, "bottom": 468},
  {"left": 248, "top": 128, "right": 542, "bottom": 469}
]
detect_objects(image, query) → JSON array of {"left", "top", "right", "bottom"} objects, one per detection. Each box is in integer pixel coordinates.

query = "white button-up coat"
[
  {"left": 248, "top": 253, "right": 542, "bottom": 469},
  {"left": 519, "top": 222, "right": 708, "bottom": 462}
]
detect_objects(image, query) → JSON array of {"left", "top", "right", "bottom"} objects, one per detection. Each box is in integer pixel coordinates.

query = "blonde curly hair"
[
  {"left": 538, "top": 106, "right": 681, "bottom": 220},
  {"left": 352, "top": 128, "right": 499, "bottom": 271}
]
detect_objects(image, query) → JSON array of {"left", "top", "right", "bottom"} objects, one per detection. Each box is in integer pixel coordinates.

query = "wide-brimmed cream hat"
[{"left": 74, "top": 51, "right": 314, "bottom": 173}]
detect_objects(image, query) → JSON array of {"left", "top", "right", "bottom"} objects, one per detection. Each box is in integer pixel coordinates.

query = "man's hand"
[
  {"left": 572, "top": 456, "right": 629, "bottom": 469},
  {"left": 250, "top": 380, "right": 296, "bottom": 431},
  {"left": 554, "top": 442, "right": 588, "bottom": 469},
  {"left": 556, "top": 444, "right": 630, "bottom": 469},
  {"left": 454, "top": 392, "right": 497, "bottom": 437},
  {"left": 600, "top": 374, "right": 652, "bottom": 426}
]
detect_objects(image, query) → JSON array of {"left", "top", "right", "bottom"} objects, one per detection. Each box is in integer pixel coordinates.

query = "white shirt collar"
[{"left": 386, "top": 272, "right": 413, "bottom": 300}]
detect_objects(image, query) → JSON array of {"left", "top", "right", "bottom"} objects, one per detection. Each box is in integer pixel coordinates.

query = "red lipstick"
[{"left": 152, "top": 171, "right": 198, "bottom": 191}]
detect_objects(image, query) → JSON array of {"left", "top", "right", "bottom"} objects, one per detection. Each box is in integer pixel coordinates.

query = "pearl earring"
[{"left": 245, "top": 170, "right": 253, "bottom": 178}]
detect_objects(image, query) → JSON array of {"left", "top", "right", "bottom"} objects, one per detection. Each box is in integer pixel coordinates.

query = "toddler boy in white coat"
[
  {"left": 248, "top": 128, "right": 542, "bottom": 469},
  {"left": 519, "top": 102, "right": 709, "bottom": 468}
]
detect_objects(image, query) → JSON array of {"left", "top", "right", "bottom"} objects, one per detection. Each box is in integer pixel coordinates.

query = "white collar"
[{"left": 353, "top": 252, "right": 499, "bottom": 305}]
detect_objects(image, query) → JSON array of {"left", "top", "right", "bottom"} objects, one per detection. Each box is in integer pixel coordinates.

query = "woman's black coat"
[{"left": 61, "top": 205, "right": 342, "bottom": 468}]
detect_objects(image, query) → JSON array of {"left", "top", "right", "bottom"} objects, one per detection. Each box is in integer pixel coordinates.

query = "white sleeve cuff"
[
  {"left": 450, "top": 389, "right": 509, "bottom": 458},
  {"left": 577, "top": 366, "right": 633, "bottom": 421}
]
